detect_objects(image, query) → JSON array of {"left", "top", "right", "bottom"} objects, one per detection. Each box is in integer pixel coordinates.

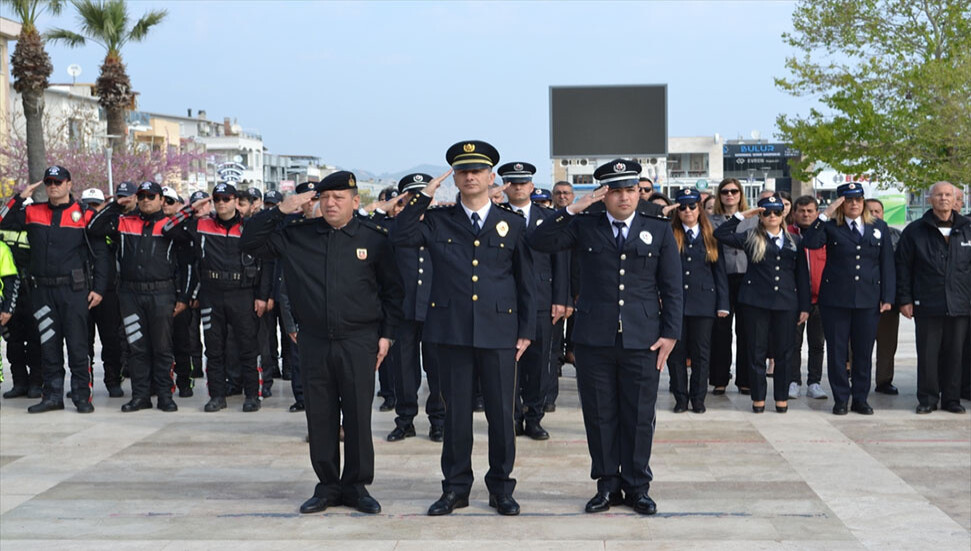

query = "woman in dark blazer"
[
  {"left": 665, "top": 189, "right": 729, "bottom": 413},
  {"left": 714, "top": 195, "right": 810, "bottom": 413},
  {"left": 801, "top": 183, "right": 895, "bottom": 415}
]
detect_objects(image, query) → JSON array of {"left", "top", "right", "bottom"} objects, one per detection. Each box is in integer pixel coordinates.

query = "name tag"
[{"left": 961, "top": 241, "right": 971, "bottom": 247}]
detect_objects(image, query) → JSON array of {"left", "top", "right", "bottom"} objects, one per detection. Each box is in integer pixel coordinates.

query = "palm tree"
[
  {"left": 47, "top": 0, "right": 166, "bottom": 149},
  {"left": 4, "top": 0, "right": 63, "bottom": 187}
]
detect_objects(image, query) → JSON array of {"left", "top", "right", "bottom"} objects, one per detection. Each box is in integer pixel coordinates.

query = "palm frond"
[
  {"left": 128, "top": 9, "right": 166, "bottom": 42},
  {"left": 45, "top": 27, "right": 87, "bottom": 47},
  {"left": 72, "top": 0, "right": 126, "bottom": 53}
]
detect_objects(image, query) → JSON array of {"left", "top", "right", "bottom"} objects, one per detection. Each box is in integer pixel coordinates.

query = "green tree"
[
  {"left": 47, "top": 0, "right": 166, "bottom": 150},
  {"left": 4, "top": 0, "right": 63, "bottom": 191},
  {"left": 776, "top": 0, "right": 971, "bottom": 191}
]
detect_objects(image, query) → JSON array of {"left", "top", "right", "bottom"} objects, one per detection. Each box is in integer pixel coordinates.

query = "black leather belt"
[
  {"left": 30, "top": 275, "right": 71, "bottom": 287},
  {"left": 122, "top": 280, "right": 175, "bottom": 292},
  {"left": 202, "top": 270, "right": 244, "bottom": 282}
]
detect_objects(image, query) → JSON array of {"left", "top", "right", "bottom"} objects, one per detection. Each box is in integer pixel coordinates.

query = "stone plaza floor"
[{"left": 1, "top": 316, "right": 969, "bottom": 550}]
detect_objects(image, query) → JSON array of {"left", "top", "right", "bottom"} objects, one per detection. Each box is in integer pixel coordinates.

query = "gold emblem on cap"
[
  {"left": 496, "top": 220, "right": 509, "bottom": 237},
  {"left": 463, "top": 143, "right": 475, "bottom": 153},
  {"left": 348, "top": 175, "right": 356, "bottom": 187}
]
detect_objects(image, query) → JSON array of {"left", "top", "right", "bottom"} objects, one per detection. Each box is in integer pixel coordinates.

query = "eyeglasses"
[
  {"left": 761, "top": 210, "right": 782, "bottom": 217},
  {"left": 720, "top": 188, "right": 740, "bottom": 196},
  {"left": 164, "top": 198, "right": 177, "bottom": 206},
  {"left": 213, "top": 195, "right": 235, "bottom": 203},
  {"left": 678, "top": 203, "right": 698, "bottom": 211},
  {"left": 136, "top": 193, "right": 157, "bottom": 201},
  {"left": 553, "top": 190, "right": 573, "bottom": 195},
  {"left": 43, "top": 179, "right": 65, "bottom": 187}
]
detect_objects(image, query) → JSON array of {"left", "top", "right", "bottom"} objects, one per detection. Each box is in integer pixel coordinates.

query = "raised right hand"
[{"left": 20, "top": 181, "right": 42, "bottom": 199}]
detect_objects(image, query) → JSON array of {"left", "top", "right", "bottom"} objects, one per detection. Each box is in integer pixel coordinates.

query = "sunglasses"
[
  {"left": 761, "top": 210, "right": 782, "bottom": 217},
  {"left": 164, "top": 198, "right": 177, "bottom": 206},
  {"left": 213, "top": 195, "right": 235, "bottom": 203},
  {"left": 136, "top": 193, "right": 157, "bottom": 201},
  {"left": 678, "top": 203, "right": 699, "bottom": 211},
  {"left": 43, "top": 179, "right": 66, "bottom": 186},
  {"left": 639, "top": 187, "right": 653, "bottom": 194},
  {"left": 720, "top": 188, "right": 741, "bottom": 196}
]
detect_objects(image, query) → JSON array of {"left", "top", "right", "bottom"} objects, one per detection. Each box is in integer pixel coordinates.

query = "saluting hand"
[
  {"left": 823, "top": 196, "right": 844, "bottom": 219},
  {"left": 190, "top": 195, "right": 211, "bottom": 214},
  {"left": 740, "top": 207, "right": 764, "bottom": 219},
  {"left": 515, "top": 338, "right": 531, "bottom": 362},
  {"left": 566, "top": 185, "right": 608, "bottom": 215},
  {"left": 20, "top": 181, "right": 43, "bottom": 199},
  {"left": 650, "top": 337, "right": 677, "bottom": 371},
  {"left": 662, "top": 204, "right": 679, "bottom": 217},
  {"left": 277, "top": 190, "right": 316, "bottom": 215},
  {"left": 420, "top": 169, "right": 453, "bottom": 199},
  {"left": 117, "top": 195, "right": 136, "bottom": 209},
  {"left": 375, "top": 337, "right": 392, "bottom": 371}
]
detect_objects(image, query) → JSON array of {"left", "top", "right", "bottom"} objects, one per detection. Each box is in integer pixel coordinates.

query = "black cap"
[
  {"left": 446, "top": 140, "right": 499, "bottom": 171},
  {"left": 758, "top": 195, "right": 785, "bottom": 211},
  {"left": 378, "top": 186, "right": 398, "bottom": 201},
  {"left": 212, "top": 182, "right": 238, "bottom": 197},
  {"left": 115, "top": 181, "right": 137, "bottom": 197},
  {"left": 398, "top": 173, "right": 432, "bottom": 195},
  {"left": 318, "top": 171, "right": 357, "bottom": 192},
  {"left": 675, "top": 188, "right": 701, "bottom": 205},
  {"left": 43, "top": 165, "right": 71, "bottom": 182},
  {"left": 530, "top": 188, "right": 552, "bottom": 201},
  {"left": 189, "top": 190, "right": 209, "bottom": 203},
  {"left": 594, "top": 159, "right": 642, "bottom": 188},
  {"left": 497, "top": 162, "right": 536, "bottom": 184},
  {"left": 247, "top": 187, "right": 263, "bottom": 201},
  {"left": 295, "top": 181, "right": 318, "bottom": 195},
  {"left": 837, "top": 182, "right": 865, "bottom": 198},
  {"left": 136, "top": 181, "right": 163, "bottom": 196},
  {"left": 264, "top": 190, "right": 283, "bottom": 204}
]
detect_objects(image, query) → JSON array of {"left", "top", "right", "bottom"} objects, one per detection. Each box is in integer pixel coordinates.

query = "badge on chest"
[{"left": 357, "top": 248, "right": 367, "bottom": 260}]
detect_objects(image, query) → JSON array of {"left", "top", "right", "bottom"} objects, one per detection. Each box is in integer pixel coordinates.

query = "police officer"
[
  {"left": 184, "top": 190, "right": 209, "bottom": 380},
  {"left": 241, "top": 171, "right": 404, "bottom": 515},
  {"left": 530, "top": 159, "right": 681, "bottom": 515},
  {"left": 381, "top": 174, "right": 446, "bottom": 443},
  {"left": 1, "top": 198, "right": 43, "bottom": 399},
  {"left": 164, "top": 183, "right": 267, "bottom": 413},
  {"left": 392, "top": 141, "right": 535, "bottom": 517},
  {"left": 88, "top": 181, "right": 191, "bottom": 412},
  {"left": 498, "top": 161, "right": 569, "bottom": 440},
  {"left": 802, "top": 183, "right": 895, "bottom": 415},
  {"left": 530, "top": 188, "right": 553, "bottom": 209},
  {"left": 0, "top": 166, "right": 109, "bottom": 413}
]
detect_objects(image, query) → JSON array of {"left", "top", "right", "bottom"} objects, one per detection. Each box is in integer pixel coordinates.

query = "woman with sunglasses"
[
  {"left": 800, "top": 183, "right": 894, "bottom": 415},
  {"left": 714, "top": 195, "right": 810, "bottom": 413},
  {"left": 708, "top": 178, "right": 752, "bottom": 396},
  {"left": 666, "top": 189, "right": 729, "bottom": 413}
]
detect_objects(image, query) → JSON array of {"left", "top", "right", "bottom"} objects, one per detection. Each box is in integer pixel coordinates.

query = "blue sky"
[{"left": 24, "top": 1, "right": 815, "bottom": 174}]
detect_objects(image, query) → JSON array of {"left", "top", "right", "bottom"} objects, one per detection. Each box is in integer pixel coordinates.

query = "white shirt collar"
[
  {"left": 510, "top": 202, "right": 531, "bottom": 223},
  {"left": 682, "top": 223, "right": 699, "bottom": 234},
  {"left": 461, "top": 200, "right": 491, "bottom": 225},
  {"left": 606, "top": 211, "right": 636, "bottom": 227},
  {"left": 767, "top": 229, "right": 784, "bottom": 241},
  {"left": 847, "top": 216, "right": 863, "bottom": 229}
]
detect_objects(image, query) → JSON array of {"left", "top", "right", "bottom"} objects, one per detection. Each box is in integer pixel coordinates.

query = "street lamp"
[{"left": 98, "top": 134, "right": 122, "bottom": 195}]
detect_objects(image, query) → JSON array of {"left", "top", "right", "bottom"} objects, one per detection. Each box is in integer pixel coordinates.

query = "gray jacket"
[{"left": 709, "top": 213, "right": 757, "bottom": 275}]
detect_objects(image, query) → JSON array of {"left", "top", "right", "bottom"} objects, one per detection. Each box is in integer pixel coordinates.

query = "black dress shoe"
[
  {"left": 916, "top": 404, "right": 935, "bottom": 414},
  {"left": 851, "top": 401, "right": 874, "bottom": 415},
  {"left": 261, "top": 385, "right": 273, "bottom": 398},
  {"left": 739, "top": 387, "right": 751, "bottom": 395},
  {"left": 712, "top": 387, "right": 726, "bottom": 396},
  {"left": 943, "top": 403, "right": 966, "bottom": 414},
  {"left": 3, "top": 386, "right": 28, "bottom": 399},
  {"left": 157, "top": 400, "right": 178, "bottom": 412},
  {"left": 299, "top": 495, "right": 340, "bottom": 514},
  {"left": 427, "top": 491, "right": 469, "bottom": 516},
  {"left": 673, "top": 402, "right": 688, "bottom": 413},
  {"left": 429, "top": 425, "right": 444, "bottom": 442},
  {"left": 543, "top": 403, "right": 556, "bottom": 413},
  {"left": 874, "top": 383, "right": 899, "bottom": 395},
  {"left": 833, "top": 402, "right": 848, "bottom": 415},
  {"left": 178, "top": 387, "right": 193, "bottom": 398},
  {"left": 27, "top": 386, "right": 43, "bottom": 399},
  {"left": 76, "top": 401, "right": 95, "bottom": 414},
  {"left": 514, "top": 420, "right": 525, "bottom": 436},
  {"left": 121, "top": 398, "right": 153, "bottom": 413},
  {"left": 584, "top": 491, "right": 623, "bottom": 513},
  {"left": 691, "top": 403, "right": 706, "bottom": 414},
  {"left": 752, "top": 404, "right": 765, "bottom": 413},
  {"left": 488, "top": 494, "right": 520, "bottom": 516},
  {"left": 107, "top": 386, "right": 125, "bottom": 398},
  {"left": 776, "top": 405, "right": 788, "bottom": 413},
  {"left": 378, "top": 397, "right": 395, "bottom": 411},
  {"left": 524, "top": 421, "right": 550, "bottom": 440},
  {"left": 387, "top": 424, "right": 416, "bottom": 442},
  {"left": 350, "top": 494, "right": 381, "bottom": 514},
  {"left": 242, "top": 397, "right": 261, "bottom": 412},
  {"left": 289, "top": 401, "right": 305, "bottom": 412},
  {"left": 626, "top": 493, "right": 658, "bottom": 515},
  {"left": 28, "top": 399, "right": 64, "bottom": 413},
  {"left": 204, "top": 396, "right": 227, "bottom": 412},
  {"left": 473, "top": 396, "right": 485, "bottom": 412}
]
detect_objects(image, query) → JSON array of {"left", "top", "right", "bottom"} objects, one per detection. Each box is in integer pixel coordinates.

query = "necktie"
[
  {"left": 613, "top": 221, "right": 626, "bottom": 251},
  {"left": 516, "top": 208, "right": 524, "bottom": 216},
  {"left": 471, "top": 212, "right": 481, "bottom": 235},
  {"left": 850, "top": 220, "right": 859, "bottom": 235},
  {"left": 686, "top": 229, "right": 695, "bottom": 243}
]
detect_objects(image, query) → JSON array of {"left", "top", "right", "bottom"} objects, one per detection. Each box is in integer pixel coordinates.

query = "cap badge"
[
  {"left": 50, "top": 167, "right": 60, "bottom": 175},
  {"left": 348, "top": 174, "right": 356, "bottom": 187},
  {"left": 308, "top": 183, "right": 315, "bottom": 190},
  {"left": 640, "top": 230, "right": 653, "bottom": 245},
  {"left": 514, "top": 163, "right": 523, "bottom": 171},
  {"left": 414, "top": 175, "right": 424, "bottom": 182},
  {"left": 496, "top": 220, "right": 509, "bottom": 237},
  {"left": 71, "top": 211, "right": 82, "bottom": 223},
  {"left": 463, "top": 143, "right": 475, "bottom": 153},
  {"left": 614, "top": 162, "right": 626, "bottom": 172},
  {"left": 356, "top": 248, "right": 368, "bottom": 260},
  {"left": 849, "top": 183, "right": 856, "bottom": 189},
  {"left": 769, "top": 197, "right": 776, "bottom": 202}
]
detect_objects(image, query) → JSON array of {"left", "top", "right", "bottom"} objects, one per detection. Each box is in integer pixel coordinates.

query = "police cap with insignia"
[
  {"left": 81, "top": 188, "right": 105, "bottom": 205},
  {"left": 264, "top": 190, "right": 283, "bottom": 205},
  {"left": 446, "top": 140, "right": 500, "bottom": 171},
  {"left": 593, "top": 159, "right": 642, "bottom": 188},
  {"left": 530, "top": 188, "right": 552, "bottom": 201},
  {"left": 295, "top": 181, "right": 318, "bottom": 195},
  {"left": 837, "top": 182, "right": 865, "bottom": 198},
  {"left": 318, "top": 170, "right": 357, "bottom": 192},
  {"left": 246, "top": 187, "right": 263, "bottom": 201},
  {"left": 162, "top": 186, "right": 179, "bottom": 202},
  {"left": 115, "top": 181, "right": 137, "bottom": 197},
  {"left": 212, "top": 182, "right": 238, "bottom": 198},
  {"left": 497, "top": 162, "right": 536, "bottom": 184},
  {"left": 757, "top": 195, "right": 785, "bottom": 212},
  {"left": 675, "top": 188, "right": 701, "bottom": 205},
  {"left": 189, "top": 190, "right": 209, "bottom": 203},
  {"left": 137, "top": 181, "right": 164, "bottom": 196},
  {"left": 43, "top": 165, "right": 71, "bottom": 183},
  {"left": 398, "top": 173, "right": 432, "bottom": 195}
]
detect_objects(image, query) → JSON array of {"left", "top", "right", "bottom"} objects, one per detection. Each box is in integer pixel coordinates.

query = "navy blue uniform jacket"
[
  {"left": 679, "top": 233, "right": 730, "bottom": 317},
  {"left": 391, "top": 193, "right": 536, "bottom": 349},
  {"left": 502, "top": 203, "right": 570, "bottom": 310},
  {"left": 529, "top": 209, "right": 683, "bottom": 349}
]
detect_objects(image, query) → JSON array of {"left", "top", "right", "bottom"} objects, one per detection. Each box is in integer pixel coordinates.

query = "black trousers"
[
  {"left": 5, "top": 286, "right": 42, "bottom": 389},
  {"left": 88, "top": 287, "right": 123, "bottom": 389},
  {"left": 188, "top": 305, "right": 204, "bottom": 376},
  {"left": 668, "top": 316, "right": 714, "bottom": 406},
  {"left": 377, "top": 341, "right": 396, "bottom": 400},
  {"left": 915, "top": 315, "right": 969, "bottom": 408},
  {"left": 257, "top": 306, "right": 277, "bottom": 388},
  {"left": 299, "top": 330, "right": 377, "bottom": 502},
  {"left": 120, "top": 288, "right": 176, "bottom": 403},
  {"left": 31, "top": 285, "right": 92, "bottom": 403},
  {"left": 436, "top": 344, "right": 517, "bottom": 496},
  {"left": 392, "top": 320, "right": 444, "bottom": 430},
  {"left": 546, "top": 317, "right": 566, "bottom": 405},
  {"left": 790, "top": 304, "right": 824, "bottom": 386},
  {"left": 516, "top": 309, "right": 554, "bottom": 423},
  {"left": 172, "top": 306, "right": 196, "bottom": 391},
  {"left": 201, "top": 287, "right": 261, "bottom": 398},
  {"left": 820, "top": 306, "right": 879, "bottom": 405},
  {"left": 742, "top": 305, "right": 797, "bottom": 403},
  {"left": 875, "top": 308, "right": 900, "bottom": 387},
  {"left": 710, "top": 273, "right": 749, "bottom": 389},
  {"left": 574, "top": 336, "right": 659, "bottom": 496},
  {"left": 288, "top": 334, "right": 303, "bottom": 403}
]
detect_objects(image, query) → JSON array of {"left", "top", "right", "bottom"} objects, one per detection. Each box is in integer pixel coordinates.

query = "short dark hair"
[
  {"left": 647, "top": 192, "right": 672, "bottom": 206},
  {"left": 865, "top": 198, "right": 884, "bottom": 209},
  {"left": 638, "top": 177, "right": 654, "bottom": 186},
  {"left": 793, "top": 195, "right": 818, "bottom": 208},
  {"left": 553, "top": 181, "right": 573, "bottom": 190}
]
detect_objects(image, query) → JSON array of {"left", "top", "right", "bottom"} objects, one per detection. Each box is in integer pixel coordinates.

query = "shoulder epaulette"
[
  {"left": 359, "top": 218, "right": 389, "bottom": 235},
  {"left": 638, "top": 211, "right": 670, "bottom": 221},
  {"left": 496, "top": 203, "right": 517, "bottom": 214}
]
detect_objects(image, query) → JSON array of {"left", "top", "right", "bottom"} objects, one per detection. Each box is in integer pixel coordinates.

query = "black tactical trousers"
[
  {"left": 5, "top": 286, "right": 42, "bottom": 389},
  {"left": 31, "top": 284, "right": 92, "bottom": 404},
  {"left": 172, "top": 307, "right": 196, "bottom": 391},
  {"left": 201, "top": 287, "right": 261, "bottom": 399},
  {"left": 119, "top": 286, "right": 176, "bottom": 403},
  {"left": 88, "top": 287, "right": 123, "bottom": 389}
]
